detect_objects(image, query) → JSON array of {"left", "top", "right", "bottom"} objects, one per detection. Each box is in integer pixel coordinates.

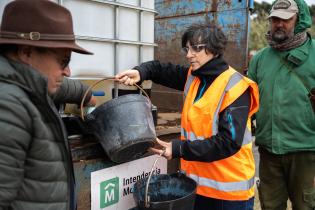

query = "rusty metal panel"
[
  {"left": 70, "top": 136, "right": 115, "bottom": 210},
  {"left": 155, "top": 0, "right": 246, "bottom": 17},
  {"left": 74, "top": 159, "right": 115, "bottom": 210},
  {"left": 152, "top": 0, "right": 251, "bottom": 111},
  {"left": 154, "top": 0, "right": 250, "bottom": 70}
]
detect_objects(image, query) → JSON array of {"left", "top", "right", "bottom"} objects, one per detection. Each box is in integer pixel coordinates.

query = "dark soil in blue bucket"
[{"left": 134, "top": 173, "right": 197, "bottom": 210}]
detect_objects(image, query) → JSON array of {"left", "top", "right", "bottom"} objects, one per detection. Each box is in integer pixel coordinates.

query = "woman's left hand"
[{"left": 148, "top": 138, "right": 172, "bottom": 160}]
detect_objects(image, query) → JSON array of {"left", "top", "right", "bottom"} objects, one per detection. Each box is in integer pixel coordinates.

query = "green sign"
[{"left": 100, "top": 177, "right": 119, "bottom": 208}]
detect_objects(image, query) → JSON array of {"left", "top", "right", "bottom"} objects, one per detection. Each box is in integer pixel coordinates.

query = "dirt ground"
[{"left": 254, "top": 188, "right": 262, "bottom": 210}]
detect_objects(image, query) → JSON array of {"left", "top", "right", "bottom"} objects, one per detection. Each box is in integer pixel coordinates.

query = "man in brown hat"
[
  {"left": 0, "top": 0, "right": 96, "bottom": 209},
  {"left": 248, "top": 0, "right": 315, "bottom": 209}
]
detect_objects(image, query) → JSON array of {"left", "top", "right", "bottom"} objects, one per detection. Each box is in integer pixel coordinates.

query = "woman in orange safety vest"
[{"left": 116, "top": 23, "right": 259, "bottom": 210}]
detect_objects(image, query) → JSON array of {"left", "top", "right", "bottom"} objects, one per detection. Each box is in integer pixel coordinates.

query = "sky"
[{"left": 255, "top": 0, "right": 315, "bottom": 5}]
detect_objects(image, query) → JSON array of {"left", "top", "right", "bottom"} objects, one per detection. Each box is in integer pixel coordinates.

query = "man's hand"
[{"left": 86, "top": 95, "right": 97, "bottom": 107}]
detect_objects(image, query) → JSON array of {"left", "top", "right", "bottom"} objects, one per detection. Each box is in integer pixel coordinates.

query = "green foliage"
[
  {"left": 249, "top": 2, "right": 271, "bottom": 51},
  {"left": 308, "top": 21, "right": 315, "bottom": 37},
  {"left": 306, "top": 5, "right": 315, "bottom": 37},
  {"left": 252, "top": 1, "right": 272, "bottom": 16},
  {"left": 250, "top": 11, "right": 269, "bottom": 51},
  {"left": 310, "top": 5, "right": 315, "bottom": 16}
]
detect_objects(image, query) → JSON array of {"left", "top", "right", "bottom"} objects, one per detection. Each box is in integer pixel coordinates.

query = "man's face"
[
  {"left": 270, "top": 14, "right": 297, "bottom": 43},
  {"left": 30, "top": 48, "right": 72, "bottom": 94}
]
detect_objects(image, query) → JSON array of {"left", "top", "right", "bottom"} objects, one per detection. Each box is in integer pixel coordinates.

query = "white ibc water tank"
[
  {"left": 61, "top": 0, "right": 156, "bottom": 101},
  {"left": 0, "top": 0, "right": 12, "bottom": 19},
  {"left": 0, "top": 0, "right": 156, "bottom": 102},
  {"left": 62, "top": 0, "right": 156, "bottom": 100}
]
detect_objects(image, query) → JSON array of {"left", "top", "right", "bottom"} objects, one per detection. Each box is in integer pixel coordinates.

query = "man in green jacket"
[
  {"left": 248, "top": 0, "right": 315, "bottom": 209},
  {"left": 0, "top": 0, "right": 95, "bottom": 209}
]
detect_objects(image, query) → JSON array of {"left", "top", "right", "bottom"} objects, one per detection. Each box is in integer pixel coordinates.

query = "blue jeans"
[{"left": 194, "top": 194, "right": 254, "bottom": 210}]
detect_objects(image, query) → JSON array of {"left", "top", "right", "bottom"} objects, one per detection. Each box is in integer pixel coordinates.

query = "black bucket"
[
  {"left": 133, "top": 173, "right": 197, "bottom": 210},
  {"left": 86, "top": 94, "right": 156, "bottom": 163}
]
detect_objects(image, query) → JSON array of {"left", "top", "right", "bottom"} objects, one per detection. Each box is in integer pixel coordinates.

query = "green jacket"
[
  {"left": 248, "top": 36, "right": 315, "bottom": 154},
  {"left": 0, "top": 56, "right": 91, "bottom": 210}
]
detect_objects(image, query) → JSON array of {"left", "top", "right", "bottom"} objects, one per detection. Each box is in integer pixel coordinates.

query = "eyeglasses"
[
  {"left": 48, "top": 50, "right": 71, "bottom": 70},
  {"left": 182, "top": 44, "right": 206, "bottom": 54},
  {"left": 59, "top": 56, "right": 71, "bottom": 70}
]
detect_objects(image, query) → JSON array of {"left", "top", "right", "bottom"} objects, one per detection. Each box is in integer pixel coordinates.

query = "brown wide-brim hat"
[{"left": 0, "top": 0, "right": 93, "bottom": 55}]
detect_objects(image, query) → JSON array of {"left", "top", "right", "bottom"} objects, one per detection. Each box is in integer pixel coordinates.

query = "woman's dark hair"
[{"left": 181, "top": 23, "right": 228, "bottom": 56}]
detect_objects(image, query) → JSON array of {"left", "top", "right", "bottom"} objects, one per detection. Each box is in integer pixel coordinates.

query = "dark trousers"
[
  {"left": 194, "top": 194, "right": 254, "bottom": 210},
  {"left": 258, "top": 148, "right": 315, "bottom": 210}
]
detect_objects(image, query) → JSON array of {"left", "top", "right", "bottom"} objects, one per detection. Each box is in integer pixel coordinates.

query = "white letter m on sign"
[{"left": 105, "top": 183, "right": 115, "bottom": 203}]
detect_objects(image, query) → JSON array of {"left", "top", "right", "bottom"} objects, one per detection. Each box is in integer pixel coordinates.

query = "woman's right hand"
[
  {"left": 115, "top": 69, "right": 140, "bottom": 86},
  {"left": 148, "top": 138, "right": 172, "bottom": 160}
]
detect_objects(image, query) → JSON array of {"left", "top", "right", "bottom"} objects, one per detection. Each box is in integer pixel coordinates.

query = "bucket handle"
[
  {"left": 80, "top": 77, "right": 151, "bottom": 121},
  {"left": 144, "top": 149, "right": 166, "bottom": 208}
]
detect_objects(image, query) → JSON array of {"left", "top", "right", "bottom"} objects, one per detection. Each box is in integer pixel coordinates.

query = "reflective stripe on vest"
[
  {"left": 212, "top": 72, "right": 244, "bottom": 135},
  {"left": 180, "top": 171, "right": 255, "bottom": 192},
  {"left": 243, "top": 127, "right": 253, "bottom": 145},
  {"left": 181, "top": 127, "right": 205, "bottom": 141},
  {"left": 184, "top": 73, "right": 195, "bottom": 99},
  {"left": 181, "top": 126, "right": 252, "bottom": 146}
]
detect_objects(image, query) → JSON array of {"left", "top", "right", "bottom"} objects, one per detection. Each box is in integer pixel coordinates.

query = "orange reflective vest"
[{"left": 181, "top": 67, "right": 259, "bottom": 200}]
